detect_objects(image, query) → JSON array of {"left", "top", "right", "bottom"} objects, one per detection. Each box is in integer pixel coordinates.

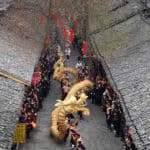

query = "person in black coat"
[{"left": 93, "top": 83, "right": 106, "bottom": 106}]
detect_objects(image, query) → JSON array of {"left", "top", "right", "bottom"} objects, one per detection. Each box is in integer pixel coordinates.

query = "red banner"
[
  {"left": 39, "top": 15, "right": 44, "bottom": 23},
  {"left": 32, "top": 72, "right": 41, "bottom": 86},
  {"left": 82, "top": 41, "right": 87, "bottom": 56},
  {"left": 63, "top": 27, "right": 67, "bottom": 40},
  {"left": 69, "top": 28, "right": 74, "bottom": 43}
]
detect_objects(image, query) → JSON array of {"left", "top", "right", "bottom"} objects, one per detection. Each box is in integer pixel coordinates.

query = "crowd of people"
[
  {"left": 57, "top": 44, "right": 87, "bottom": 149},
  {"left": 64, "top": 114, "right": 86, "bottom": 150},
  {"left": 11, "top": 48, "right": 56, "bottom": 150},
  {"left": 89, "top": 63, "right": 137, "bottom": 150},
  {"left": 72, "top": 33, "right": 137, "bottom": 150}
]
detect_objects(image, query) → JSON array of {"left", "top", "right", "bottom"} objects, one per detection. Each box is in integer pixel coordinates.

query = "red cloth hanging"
[
  {"left": 63, "top": 27, "right": 67, "bottom": 40},
  {"left": 82, "top": 41, "right": 87, "bottom": 56},
  {"left": 39, "top": 15, "right": 44, "bottom": 23},
  {"left": 69, "top": 28, "right": 74, "bottom": 43}
]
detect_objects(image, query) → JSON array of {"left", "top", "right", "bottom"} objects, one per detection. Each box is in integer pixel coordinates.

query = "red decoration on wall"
[
  {"left": 82, "top": 41, "right": 87, "bottom": 55},
  {"left": 69, "top": 28, "right": 74, "bottom": 43},
  {"left": 39, "top": 15, "right": 44, "bottom": 23},
  {"left": 63, "top": 27, "right": 67, "bottom": 40}
]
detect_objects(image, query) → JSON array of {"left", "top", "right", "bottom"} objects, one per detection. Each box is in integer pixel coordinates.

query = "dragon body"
[
  {"left": 50, "top": 80, "right": 93, "bottom": 141},
  {"left": 50, "top": 53, "right": 93, "bottom": 141},
  {"left": 53, "top": 57, "right": 78, "bottom": 83}
]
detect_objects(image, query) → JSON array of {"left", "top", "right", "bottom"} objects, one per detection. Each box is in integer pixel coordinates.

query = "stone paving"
[{"left": 20, "top": 48, "right": 123, "bottom": 150}]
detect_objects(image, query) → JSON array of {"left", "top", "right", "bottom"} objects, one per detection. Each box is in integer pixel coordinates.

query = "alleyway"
[
  {"left": 1, "top": 1, "right": 150, "bottom": 150},
  {"left": 19, "top": 46, "right": 123, "bottom": 150}
]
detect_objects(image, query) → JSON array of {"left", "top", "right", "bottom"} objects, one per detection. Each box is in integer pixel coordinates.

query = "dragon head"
[
  {"left": 55, "top": 93, "right": 90, "bottom": 116},
  {"left": 77, "top": 93, "right": 88, "bottom": 105}
]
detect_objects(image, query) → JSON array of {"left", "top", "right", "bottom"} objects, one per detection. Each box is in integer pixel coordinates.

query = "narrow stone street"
[
  {"left": 1, "top": 1, "right": 150, "bottom": 150},
  {"left": 19, "top": 47, "right": 123, "bottom": 150}
]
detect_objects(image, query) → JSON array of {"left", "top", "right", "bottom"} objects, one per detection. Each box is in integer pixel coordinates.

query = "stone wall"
[{"left": 89, "top": 0, "right": 150, "bottom": 149}]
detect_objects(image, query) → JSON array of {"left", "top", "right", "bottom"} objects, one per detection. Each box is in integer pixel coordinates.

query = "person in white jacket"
[
  {"left": 65, "top": 47, "right": 71, "bottom": 60},
  {"left": 75, "top": 60, "right": 83, "bottom": 69}
]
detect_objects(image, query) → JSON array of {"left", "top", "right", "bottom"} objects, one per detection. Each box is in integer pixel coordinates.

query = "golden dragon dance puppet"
[
  {"left": 53, "top": 57, "right": 78, "bottom": 84},
  {"left": 50, "top": 80, "right": 93, "bottom": 141}
]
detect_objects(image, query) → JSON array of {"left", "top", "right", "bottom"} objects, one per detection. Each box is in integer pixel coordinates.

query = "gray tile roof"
[
  {"left": 0, "top": 0, "right": 12, "bottom": 11},
  {"left": 0, "top": 76, "right": 24, "bottom": 150},
  {"left": 0, "top": 25, "right": 41, "bottom": 83},
  {"left": 0, "top": 9, "right": 42, "bottom": 149},
  {"left": 92, "top": 13, "right": 150, "bottom": 150}
]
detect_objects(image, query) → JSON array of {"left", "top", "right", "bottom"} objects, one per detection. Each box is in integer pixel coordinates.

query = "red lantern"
[
  {"left": 70, "top": 15, "right": 74, "bottom": 20},
  {"left": 58, "top": 19, "right": 63, "bottom": 29},
  {"left": 74, "top": 19, "right": 78, "bottom": 27},
  {"left": 82, "top": 41, "right": 87, "bottom": 56},
  {"left": 45, "top": 35, "right": 50, "bottom": 45},
  {"left": 39, "top": 15, "right": 44, "bottom": 23},
  {"left": 63, "top": 27, "right": 67, "bottom": 40},
  {"left": 69, "top": 28, "right": 74, "bottom": 43},
  {"left": 52, "top": 13, "right": 57, "bottom": 21}
]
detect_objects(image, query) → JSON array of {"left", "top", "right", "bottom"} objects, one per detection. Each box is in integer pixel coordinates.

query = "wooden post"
[{"left": 0, "top": 71, "right": 30, "bottom": 86}]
